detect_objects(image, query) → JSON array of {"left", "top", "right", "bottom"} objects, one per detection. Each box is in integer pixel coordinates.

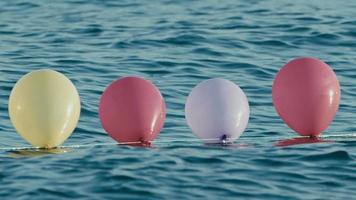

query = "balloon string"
[
  {"left": 322, "top": 133, "right": 356, "bottom": 138},
  {"left": 0, "top": 133, "right": 355, "bottom": 151},
  {"left": 153, "top": 137, "right": 237, "bottom": 144},
  {"left": 0, "top": 141, "right": 139, "bottom": 151}
]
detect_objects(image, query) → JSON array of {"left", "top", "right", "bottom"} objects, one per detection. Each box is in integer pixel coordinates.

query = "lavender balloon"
[{"left": 185, "top": 78, "right": 250, "bottom": 144}]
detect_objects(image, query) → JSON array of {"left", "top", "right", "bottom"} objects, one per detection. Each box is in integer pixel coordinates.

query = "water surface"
[{"left": 0, "top": 0, "right": 356, "bottom": 199}]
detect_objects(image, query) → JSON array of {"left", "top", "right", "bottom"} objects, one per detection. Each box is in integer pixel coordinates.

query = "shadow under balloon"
[
  {"left": 200, "top": 135, "right": 250, "bottom": 149},
  {"left": 275, "top": 136, "right": 332, "bottom": 147},
  {"left": 117, "top": 141, "right": 157, "bottom": 148},
  {"left": 8, "top": 147, "right": 72, "bottom": 158},
  {"left": 204, "top": 143, "right": 250, "bottom": 149}
]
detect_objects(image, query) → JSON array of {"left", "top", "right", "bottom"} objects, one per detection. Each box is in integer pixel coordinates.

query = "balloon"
[
  {"left": 99, "top": 77, "right": 166, "bottom": 145},
  {"left": 272, "top": 57, "right": 340, "bottom": 137},
  {"left": 185, "top": 78, "right": 250, "bottom": 144},
  {"left": 9, "top": 69, "right": 81, "bottom": 148}
]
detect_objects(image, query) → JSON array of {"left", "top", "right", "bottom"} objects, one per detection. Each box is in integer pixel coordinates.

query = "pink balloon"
[
  {"left": 272, "top": 57, "right": 340, "bottom": 137},
  {"left": 99, "top": 77, "right": 166, "bottom": 145}
]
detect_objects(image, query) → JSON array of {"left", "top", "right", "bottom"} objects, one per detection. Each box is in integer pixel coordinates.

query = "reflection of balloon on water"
[
  {"left": 99, "top": 77, "right": 166, "bottom": 145},
  {"left": 275, "top": 137, "right": 330, "bottom": 147},
  {"left": 272, "top": 57, "right": 340, "bottom": 137},
  {"left": 9, "top": 69, "right": 81, "bottom": 148},
  {"left": 9, "top": 147, "right": 71, "bottom": 158},
  {"left": 185, "top": 78, "right": 250, "bottom": 144}
]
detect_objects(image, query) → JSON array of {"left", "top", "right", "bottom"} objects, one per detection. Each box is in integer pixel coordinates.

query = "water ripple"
[{"left": 0, "top": 0, "right": 356, "bottom": 199}]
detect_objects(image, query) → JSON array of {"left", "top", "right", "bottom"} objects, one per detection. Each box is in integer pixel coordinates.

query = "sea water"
[{"left": 0, "top": 0, "right": 355, "bottom": 199}]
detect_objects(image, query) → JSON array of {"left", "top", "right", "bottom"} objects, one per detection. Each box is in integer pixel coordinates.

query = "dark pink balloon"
[
  {"left": 272, "top": 57, "right": 340, "bottom": 137},
  {"left": 99, "top": 77, "right": 166, "bottom": 145}
]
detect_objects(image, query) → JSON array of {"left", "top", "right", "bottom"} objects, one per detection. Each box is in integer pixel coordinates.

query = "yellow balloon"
[{"left": 9, "top": 69, "right": 81, "bottom": 148}]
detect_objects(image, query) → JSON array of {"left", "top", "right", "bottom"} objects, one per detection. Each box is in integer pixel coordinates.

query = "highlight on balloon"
[
  {"left": 99, "top": 76, "right": 166, "bottom": 146},
  {"left": 272, "top": 57, "right": 340, "bottom": 138},
  {"left": 185, "top": 78, "right": 250, "bottom": 145},
  {"left": 8, "top": 69, "right": 81, "bottom": 149}
]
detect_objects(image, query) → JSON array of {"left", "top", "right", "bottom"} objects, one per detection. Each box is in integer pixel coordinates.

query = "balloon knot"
[
  {"left": 308, "top": 135, "right": 320, "bottom": 140},
  {"left": 220, "top": 134, "right": 229, "bottom": 145},
  {"left": 41, "top": 145, "right": 55, "bottom": 150}
]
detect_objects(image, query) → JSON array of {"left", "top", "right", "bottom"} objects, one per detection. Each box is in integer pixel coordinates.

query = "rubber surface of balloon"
[
  {"left": 272, "top": 57, "right": 340, "bottom": 136},
  {"left": 9, "top": 69, "right": 81, "bottom": 148},
  {"left": 99, "top": 77, "right": 166, "bottom": 145},
  {"left": 185, "top": 78, "right": 250, "bottom": 143}
]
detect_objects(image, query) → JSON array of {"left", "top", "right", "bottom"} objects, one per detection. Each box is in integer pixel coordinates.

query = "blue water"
[{"left": 1, "top": 0, "right": 356, "bottom": 199}]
